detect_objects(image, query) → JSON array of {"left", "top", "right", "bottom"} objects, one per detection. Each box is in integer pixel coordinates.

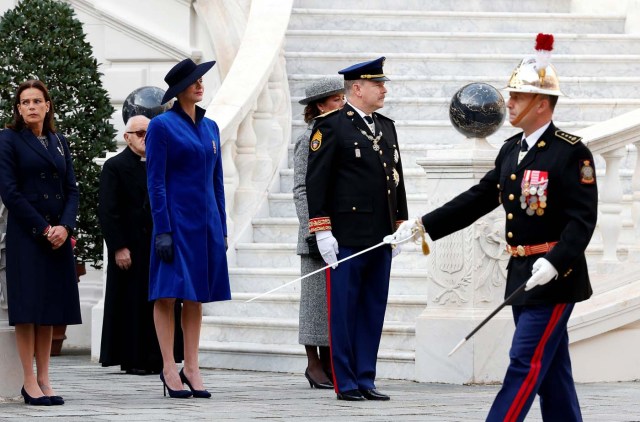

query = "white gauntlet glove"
[
  {"left": 390, "top": 218, "right": 422, "bottom": 244},
  {"left": 524, "top": 258, "right": 558, "bottom": 291},
  {"left": 316, "top": 230, "right": 339, "bottom": 269}
]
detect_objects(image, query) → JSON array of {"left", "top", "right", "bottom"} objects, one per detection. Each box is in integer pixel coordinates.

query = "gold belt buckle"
[{"left": 516, "top": 245, "right": 526, "bottom": 257}]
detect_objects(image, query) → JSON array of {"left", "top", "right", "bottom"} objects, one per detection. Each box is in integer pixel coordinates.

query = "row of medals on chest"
[{"left": 521, "top": 181, "right": 548, "bottom": 216}]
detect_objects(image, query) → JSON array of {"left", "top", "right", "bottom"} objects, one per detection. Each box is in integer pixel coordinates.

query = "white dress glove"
[
  {"left": 316, "top": 230, "right": 339, "bottom": 268},
  {"left": 391, "top": 218, "right": 422, "bottom": 244},
  {"left": 524, "top": 258, "right": 559, "bottom": 291},
  {"left": 391, "top": 244, "right": 402, "bottom": 258}
]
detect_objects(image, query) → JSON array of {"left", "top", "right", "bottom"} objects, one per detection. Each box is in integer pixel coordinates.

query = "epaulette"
[
  {"left": 555, "top": 130, "right": 582, "bottom": 145},
  {"left": 314, "top": 108, "right": 339, "bottom": 120},
  {"left": 373, "top": 112, "right": 395, "bottom": 123}
]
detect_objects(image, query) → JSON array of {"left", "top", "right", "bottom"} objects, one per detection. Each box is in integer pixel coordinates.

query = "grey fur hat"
[{"left": 299, "top": 76, "right": 345, "bottom": 105}]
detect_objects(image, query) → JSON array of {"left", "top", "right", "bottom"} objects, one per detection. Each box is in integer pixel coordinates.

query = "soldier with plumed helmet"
[{"left": 393, "top": 34, "right": 597, "bottom": 421}]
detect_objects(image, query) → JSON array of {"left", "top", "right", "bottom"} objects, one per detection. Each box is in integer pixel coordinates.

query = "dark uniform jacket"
[
  {"left": 306, "top": 104, "right": 408, "bottom": 247},
  {"left": 422, "top": 122, "right": 598, "bottom": 306}
]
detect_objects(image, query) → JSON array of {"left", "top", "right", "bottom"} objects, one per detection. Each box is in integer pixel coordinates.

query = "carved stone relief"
[
  {"left": 425, "top": 194, "right": 509, "bottom": 307},
  {"left": 427, "top": 228, "right": 474, "bottom": 305},
  {"left": 474, "top": 212, "right": 509, "bottom": 303}
]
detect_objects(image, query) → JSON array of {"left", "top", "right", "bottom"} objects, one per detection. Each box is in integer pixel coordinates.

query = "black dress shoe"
[
  {"left": 360, "top": 388, "right": 390, "bottom": 401},
  {"left": 126, "top": 368, "right": 149, "bottom": 376},
  {"left": 336, "top": 389, "right": 365, "bottom": 401}
]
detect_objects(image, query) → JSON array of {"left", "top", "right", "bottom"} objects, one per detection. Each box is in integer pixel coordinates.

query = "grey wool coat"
[{"left": 293, "top": 123, "right": 329, "bottom": 347}]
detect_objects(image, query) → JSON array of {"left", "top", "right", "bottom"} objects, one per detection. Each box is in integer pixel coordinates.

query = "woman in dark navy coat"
[{"left": 0, "top": 80, "right": 81, "bottom": 406}]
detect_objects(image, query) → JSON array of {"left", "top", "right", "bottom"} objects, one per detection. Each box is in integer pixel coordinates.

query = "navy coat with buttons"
[
  {"left": 0, "top": 128, "right": 81, "bottom": 326},
  {"left": 421, "top": 123, "right": 597, "bottom": 306}
]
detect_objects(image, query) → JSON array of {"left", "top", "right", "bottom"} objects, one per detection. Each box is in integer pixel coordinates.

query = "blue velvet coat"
[
  {"left": 146, "top": 103, "right": 231, "bottom": 303},
  {"left": 0, "top": 128, "right": 81, "bottom": 325}
]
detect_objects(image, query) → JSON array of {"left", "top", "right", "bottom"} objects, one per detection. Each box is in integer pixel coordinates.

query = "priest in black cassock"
[{"left": 98, "top": 115, "right": 183, "bottom": 375}]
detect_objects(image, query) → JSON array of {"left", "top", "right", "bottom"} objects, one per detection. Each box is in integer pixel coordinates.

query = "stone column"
[
  {"left": 414, "top": 138, "right": 513, "bottom": 384},
  {"left": 0, "top": 201, "right": 22, "bottom": 398}
]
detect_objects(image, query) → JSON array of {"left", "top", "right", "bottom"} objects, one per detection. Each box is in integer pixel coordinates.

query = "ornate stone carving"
[
  {"left": 427, "top": 228, "right": 474, "bottom": 305},
  {"left": 473, "top": 213, "right": 509, "bottom": 303}
]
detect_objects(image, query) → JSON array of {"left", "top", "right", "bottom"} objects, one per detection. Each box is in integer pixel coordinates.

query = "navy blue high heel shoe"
[
  {"left": 159, "top": 372, "right": 192, "bottom": 398},
  {"left": 179, "top": 368, "right": 211, "bottom": 398},
  {"left": 21, "top": 387, "right": 51, "bottom": 406}
]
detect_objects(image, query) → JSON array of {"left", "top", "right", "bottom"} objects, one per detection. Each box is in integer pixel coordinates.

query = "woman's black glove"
[{"left": 155, "top": 232, "right": 174, "bottom": 263}]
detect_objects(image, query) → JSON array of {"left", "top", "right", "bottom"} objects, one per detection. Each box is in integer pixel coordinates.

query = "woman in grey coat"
[{"left": 293, "top": 77, "right": 345, "bottom": 389}]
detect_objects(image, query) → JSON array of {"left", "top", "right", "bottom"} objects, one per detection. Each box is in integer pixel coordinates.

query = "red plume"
[{"left": 535, "top": 33, "right": 554, "bottom": 51}]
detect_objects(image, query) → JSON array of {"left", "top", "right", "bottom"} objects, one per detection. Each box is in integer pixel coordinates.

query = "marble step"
[
  {"left": 279, "top": 167, "right": 431, "bottom": 194},
  {"left": 252, "top": 217, "right": 299, "bottom": 243},
  {"left": 200, "top": 316, "right": 416, "bottom": 351},
  {"left": 291, "top": 97, "right": 640, "bottom": 124},
  {"left": 288, "top": 74, "right": 640, "bottom": 99},
  {"left": 289, "top": 9, "right": 625, "bottom": 33},
  {"left": 206, "top": 293, "right": 428, "bottom": 322},
  {"left": 285, "top": 52, "right": 640, "bottom": 78},
  {"left": 235, "top": 242, "right": 431, "bottom": 270},
  {"left": 293, "top": 0, "right": 571, "bottom": 13},
  {"left": 228, "top": 267, "right": 430, "bottom": 296},
  {"left": 199, "top": 340, "right": 415, "bottom": 380},
  {"left": 286, "top": 30, "right": 640, "bottom": 56},
  {"left": 268, "top": 192, "right": 298, "bottom": 218}
]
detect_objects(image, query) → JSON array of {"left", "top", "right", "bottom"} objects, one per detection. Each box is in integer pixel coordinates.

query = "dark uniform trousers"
[
  {"left": 487, "top": 304, "right": 580, "bottom": 422},
  {"left": 306, "top": 104, "right": 408, "bottom": 393},
  {"left": 327, "top": 245, "right": 392, "bottom": 392},
  {"left": 421, "top": 123, "right": 596, "bottom": 421}
]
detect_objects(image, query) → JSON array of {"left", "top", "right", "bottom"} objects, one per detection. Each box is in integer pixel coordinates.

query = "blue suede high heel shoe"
[
  {"left": 21, "top": 387, "right": 51, "bottom": 406},
  {"left": 160, "top": 372, "right": 192, "bottom": 398},
  {"left": 179, "top": 368, "right": 211, "bottom": 398}
]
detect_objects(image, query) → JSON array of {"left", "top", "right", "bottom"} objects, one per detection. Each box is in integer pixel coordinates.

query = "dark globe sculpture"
[
  {"left": 122, "top": 86, "right": 169, "bottom": 124},
  {"left": 449, "top": 82, "right": 506, "bottom": 138}
]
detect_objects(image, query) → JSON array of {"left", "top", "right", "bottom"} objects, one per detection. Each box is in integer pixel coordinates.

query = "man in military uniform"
[
  {"left": 305, "top": 57, "right": 408, "bottom": 401},
  {"left": 393, "top": 37, "right": 597, "bottom": 420}
]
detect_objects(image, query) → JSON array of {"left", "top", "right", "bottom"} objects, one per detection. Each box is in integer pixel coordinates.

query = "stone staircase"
[{"left": 199, "top": 0, "right": 640, "bottom": 380}]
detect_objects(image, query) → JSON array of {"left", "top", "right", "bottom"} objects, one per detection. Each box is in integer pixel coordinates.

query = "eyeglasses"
[{"left": 126, "top": 130, "right": 147, "bottom": 138}]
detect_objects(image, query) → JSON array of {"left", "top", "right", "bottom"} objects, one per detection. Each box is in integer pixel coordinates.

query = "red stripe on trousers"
[
  {"left": 325, "top": 268, "right": 338, "bottom": 393},
  {"left": 505, "top": 304, "right": 567, "bottom": 422}
]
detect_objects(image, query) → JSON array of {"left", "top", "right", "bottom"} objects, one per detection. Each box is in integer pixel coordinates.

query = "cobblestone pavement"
[{"left": 0, "top": 351, "right": 638, "bottom": 421}]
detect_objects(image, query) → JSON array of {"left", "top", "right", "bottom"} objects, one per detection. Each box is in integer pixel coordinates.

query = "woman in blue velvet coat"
[
  {"left": 146, "top": 58, "right": 230, "bottom": 399},
  {"left": 0, "top": 80, "right": 81, "bottom": 406}
]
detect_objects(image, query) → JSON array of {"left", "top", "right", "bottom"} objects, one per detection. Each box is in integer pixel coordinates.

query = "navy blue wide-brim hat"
[
  {"left": 338, "top": 56, "right": 389, "bottom": 81},
  {"left": 161, "top": 58, "right": 216, "bottom": 104}
]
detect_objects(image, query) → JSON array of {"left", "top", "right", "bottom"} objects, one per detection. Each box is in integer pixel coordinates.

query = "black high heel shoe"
[
  {"left": 304, "top": 369, "right": 333, "bottom": 389},
  {"left": 179, "top": 368, "right": 211, "bottom": 398},
  {"left": 159, "top": 372, "right": 192, "bottom": 399},
  {"left": 21, "top": 387, "right": 51, "bottom": 406}
]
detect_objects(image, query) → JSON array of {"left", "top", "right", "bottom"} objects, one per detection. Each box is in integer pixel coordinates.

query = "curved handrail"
[
  {"left": 204, "top": 0, "right": 294, "bottom": 140},
  {"left": 578, "top": 108, "right": 640, "bottom": 154}
]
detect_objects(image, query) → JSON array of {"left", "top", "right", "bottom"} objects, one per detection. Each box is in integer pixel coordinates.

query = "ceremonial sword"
[{"left": 245, "top": 232, "right": 417, "bottom": 303}]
